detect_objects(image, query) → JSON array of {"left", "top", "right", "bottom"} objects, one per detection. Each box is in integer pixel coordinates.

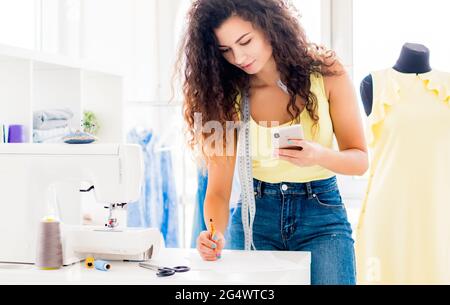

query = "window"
[
  {"left": 292, "top": 0, "right": 324, "bottom": 45},
  {"left": 41, "top": 0, "right": 81, "bottom": 57},
  {"left": 353, "top": 0, "right": 450, "bottom": 90}
]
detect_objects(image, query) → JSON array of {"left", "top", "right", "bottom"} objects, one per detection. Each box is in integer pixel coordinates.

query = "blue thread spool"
[{"left": 94, "top": 260, "right": 111, "bottom": 271}]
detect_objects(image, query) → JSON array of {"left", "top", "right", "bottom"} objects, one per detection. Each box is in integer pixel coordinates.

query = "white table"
[{"left": 0, "top": 248, "right": 310, "bottom": 285}]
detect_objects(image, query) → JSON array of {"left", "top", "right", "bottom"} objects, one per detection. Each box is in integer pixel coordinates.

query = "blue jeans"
[{"left": 227, "top": 176, "right": 356, "bottom": 285}]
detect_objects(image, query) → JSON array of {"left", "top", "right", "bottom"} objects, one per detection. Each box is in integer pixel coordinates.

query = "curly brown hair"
[{"left": 175, "top": 0, "right": 338, "bottom": 164}]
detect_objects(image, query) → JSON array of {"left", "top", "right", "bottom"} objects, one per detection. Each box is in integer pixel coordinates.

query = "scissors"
[{"left": 138, "top": 262, "right": 190, "bottom": 277}]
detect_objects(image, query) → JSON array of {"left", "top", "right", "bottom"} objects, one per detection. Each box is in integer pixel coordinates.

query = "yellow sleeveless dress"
[{"left": 355, "top": 68, "right": 450, "bottom": 284}]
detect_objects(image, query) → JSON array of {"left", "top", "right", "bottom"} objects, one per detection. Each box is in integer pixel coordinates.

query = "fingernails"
[
  {"left": 212, "top": 234, "right": 218, "bottom": 241},
  {"left": 216, "top": 253, "right": 221, "bottom": 259},
  {"left": 288, "top": 140, "right": 293, "bottom": 144},
  {"left": 211, "top": 243, "right": 216, "bottom": 249}
]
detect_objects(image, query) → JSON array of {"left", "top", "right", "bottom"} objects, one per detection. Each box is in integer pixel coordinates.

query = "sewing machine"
[{"left": 0, "top": 143, "right": 163, "bottom": 265}]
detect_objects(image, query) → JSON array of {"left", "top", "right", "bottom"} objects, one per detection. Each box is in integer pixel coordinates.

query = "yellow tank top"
[{"left": 237, "top": 73, "right": 336, "bottom": 183}]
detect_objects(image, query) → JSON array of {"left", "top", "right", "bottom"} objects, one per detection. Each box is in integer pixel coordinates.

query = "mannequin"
[
  {"left": 356, "top": 44, "right": 450, "bottom": 284},
  {"left": 360, "top": 43, "right": 432, "bottom": 116}
]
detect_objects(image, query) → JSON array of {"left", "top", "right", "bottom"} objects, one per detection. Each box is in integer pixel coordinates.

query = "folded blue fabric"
[
  {"left": 33, "top": 108, "right": 74, "bottom": 130},
  {"left": 33, "top": 126, "right": 69, "bottom": 143},
  {"left": 35, "top": 135, "right": 65, "bottom": 143},
  {"left": 34, "top": 119, "right": 69, "bottom": 131}
]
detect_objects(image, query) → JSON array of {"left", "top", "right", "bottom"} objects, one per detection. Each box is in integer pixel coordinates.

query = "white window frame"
[
  {"left": 329, "top": 0, "right": 369, "bottom": 204},
  {"left": 330, "top": 0, "right": 353, "bottom": 78}
]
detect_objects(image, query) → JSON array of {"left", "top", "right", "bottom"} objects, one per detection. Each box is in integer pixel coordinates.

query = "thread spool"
[
  {"left": 35, "top": 218, "right": 63, "bottom": 270},
  {"left": 94, "top": 260, "right": 111, "bottom": 271},
  {"left": 85, "top": 256, "right": 95, "bottom": 269}
]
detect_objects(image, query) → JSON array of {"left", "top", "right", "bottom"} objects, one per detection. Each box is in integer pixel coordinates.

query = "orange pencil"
[
  {"left": 210, "top": 218, "right": 221, "bottom": 259},
  {"left": 209, "top": 218, "right": 216, "bottom": 240}
]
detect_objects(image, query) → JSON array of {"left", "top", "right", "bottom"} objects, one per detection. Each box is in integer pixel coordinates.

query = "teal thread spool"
[{"left": 94, "top": 260, "right": 111, "bottom": 271}]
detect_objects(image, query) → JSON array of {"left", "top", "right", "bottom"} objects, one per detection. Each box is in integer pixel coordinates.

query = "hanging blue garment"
[
  {"left": 190, "top": 164, "right": 241, "bottom": 248},
  {"left": 190, "top": 170, "right": 208, "bottom": 248},
  {"left": 126, "top": 129, "right": 154, "bottom": 228},
  {"left": 159, "top": 150, "right": 179, "bottom": 247},
  {"left": 127, "top": 128, "right": 179, "bottom": 247}
]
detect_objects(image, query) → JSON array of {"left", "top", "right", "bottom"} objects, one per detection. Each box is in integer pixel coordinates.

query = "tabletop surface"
[{"left": 0, "top": 248, "right": 311, "bottom": 285}]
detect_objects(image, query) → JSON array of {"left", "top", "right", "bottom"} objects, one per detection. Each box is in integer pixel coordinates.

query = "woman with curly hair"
[{"left": 176, "top": 0, "right": 368, "bottom": 285}]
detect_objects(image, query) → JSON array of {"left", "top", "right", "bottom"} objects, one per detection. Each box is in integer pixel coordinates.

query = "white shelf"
[{"left": 0, "top": 44, "right": 125, "bottom": 143}]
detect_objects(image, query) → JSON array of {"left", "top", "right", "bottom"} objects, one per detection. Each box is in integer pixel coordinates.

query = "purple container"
[{"left": 8, "top": 124, "right": 26, "bottom": 143}]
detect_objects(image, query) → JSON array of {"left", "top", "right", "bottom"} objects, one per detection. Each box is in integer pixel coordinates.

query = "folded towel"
[
  {"left": 33, "top": 126, "right": 70, "bottom": 143},
  {"left": 37, "top": 135, "right": 65, "bottom": 143},
  {"left": 33, "top": 108, "right": 74, "bottom": 130},
  {"left": 34, "top": 119, "right": 69, "bottom": 131}
]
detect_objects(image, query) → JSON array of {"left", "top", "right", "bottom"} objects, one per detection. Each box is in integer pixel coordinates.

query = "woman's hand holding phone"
[
  {"left": 272, "top": 124, "right": 325, "bottom": 167},
  {"left": 271, "top": 124, "right": 304, "bottom": 149}
]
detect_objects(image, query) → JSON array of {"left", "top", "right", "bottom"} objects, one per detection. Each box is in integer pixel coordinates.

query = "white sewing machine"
[{"left": 0, "top": 143, "right": 163, "bottom": 265}]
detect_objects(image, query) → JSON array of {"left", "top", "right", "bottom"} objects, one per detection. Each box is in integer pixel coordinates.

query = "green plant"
[{"left": 82, "top": 111, "right": 99, "bottom": 135}]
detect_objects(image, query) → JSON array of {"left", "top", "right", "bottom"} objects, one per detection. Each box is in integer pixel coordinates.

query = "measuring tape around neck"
[{"left": 237, "top": 91, "right": 257, "bottom": 251}]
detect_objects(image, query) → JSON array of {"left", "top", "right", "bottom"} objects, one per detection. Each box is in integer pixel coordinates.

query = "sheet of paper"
[{"left": 185, "top": 250, "right": 306, "bottom": 273}]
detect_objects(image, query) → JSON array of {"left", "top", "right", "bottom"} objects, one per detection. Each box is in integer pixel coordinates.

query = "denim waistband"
[{"left": 253, "top": 176, "right": 338, "bottom": 199}]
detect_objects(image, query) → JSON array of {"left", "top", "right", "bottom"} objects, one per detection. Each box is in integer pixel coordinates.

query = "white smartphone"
[{"left": 271, "top": 124, "right": 304, "bottom": 149}]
